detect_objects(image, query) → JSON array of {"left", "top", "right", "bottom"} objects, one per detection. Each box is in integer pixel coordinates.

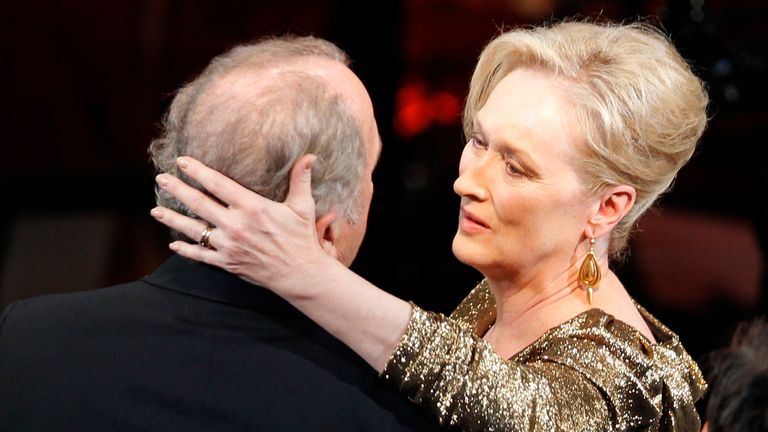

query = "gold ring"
[{"left": 199, "top": 225, "right": 215, "bottom": 249}]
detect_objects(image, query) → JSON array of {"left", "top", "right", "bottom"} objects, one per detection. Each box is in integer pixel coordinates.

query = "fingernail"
[
  {"left": 177, "top": 157, "right": 189, "bottom": 169},
  {"left": 150, "top": 207, "right": 163, "bottom": 219},
  {"left": 169, "top": 242, "right": 180, "bottom": 251},
  {"left": 156, "top": 174, "right": 168, "bottom": 188}
]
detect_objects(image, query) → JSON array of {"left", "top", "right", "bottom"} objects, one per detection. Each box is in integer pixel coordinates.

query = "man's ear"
[
  {"left": 315, "top": 212, "right": 339, "bottom": 259},
  {"left": 588, "top": 185, "right": 636, "bottom": 238}
]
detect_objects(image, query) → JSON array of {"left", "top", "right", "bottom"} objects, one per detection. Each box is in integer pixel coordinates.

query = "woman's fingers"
[
  {"left": 152, "top": 154, "right": 325, "bottom": 288},
  {"left": 169, "top": 241, "right": 225, "bottom": 268},
  {"left": 150, "top": 207, "right": 214, "bottom": 246},
  {"left": 156, "top": 173, "right": 228, "bottom": 227},
  {"left": 177, "top": 156, "right": 266, "bottom": 210},
  {"left": 283, "top": 154, "right": 318, "bottom": 221},
  {"left": 151, "top": 207, "right": 229, "bottom": 268}
]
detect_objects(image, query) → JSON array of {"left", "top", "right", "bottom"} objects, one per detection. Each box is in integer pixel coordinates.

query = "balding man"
[{"left": 0, "top": 36, "right": 438, "bottom": 432}]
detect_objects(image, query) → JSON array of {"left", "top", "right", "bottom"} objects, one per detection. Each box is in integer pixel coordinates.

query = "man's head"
[{"left": 150, "top": 36, "right": 380, "bottom": 266}]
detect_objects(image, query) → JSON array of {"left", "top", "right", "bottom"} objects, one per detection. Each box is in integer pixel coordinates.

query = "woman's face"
[{"left": 452, "top": 68, "right": 595, "bottom": 283}]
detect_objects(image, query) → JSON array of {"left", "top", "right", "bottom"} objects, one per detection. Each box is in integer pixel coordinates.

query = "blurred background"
[{"left": 2, "top": 0, "right": 766, "bottom": 408}]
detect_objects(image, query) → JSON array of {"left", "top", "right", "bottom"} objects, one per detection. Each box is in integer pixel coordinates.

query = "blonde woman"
[{"left": 154, "top": 20, "right": 708, "bottom": 431}]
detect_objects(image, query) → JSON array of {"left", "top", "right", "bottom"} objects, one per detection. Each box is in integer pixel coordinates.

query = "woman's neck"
[
  {"left": 482, "top": 255, "right": 657, "bottom": 358},
  {"left": 483, "top": 258, "right": 607, "bottom": 358}
]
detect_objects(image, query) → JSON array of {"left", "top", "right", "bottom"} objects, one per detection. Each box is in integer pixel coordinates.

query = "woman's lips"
[{"left": 459, "top": 208, "right": 490, "bottom": 233}]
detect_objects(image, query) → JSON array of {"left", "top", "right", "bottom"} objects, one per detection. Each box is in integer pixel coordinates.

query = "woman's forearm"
[{"left": 266, "top": 255, "right": 413, "bottom": 372}]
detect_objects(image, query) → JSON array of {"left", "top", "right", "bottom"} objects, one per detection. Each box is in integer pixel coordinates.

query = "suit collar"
[{"left": 142, "top": 255, "right": 298, "bottom": 314}]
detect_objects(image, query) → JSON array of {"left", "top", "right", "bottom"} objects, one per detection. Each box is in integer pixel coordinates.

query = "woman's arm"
[
  {"left": 152, "top": 157, "right": 638, "bottom": 431},
  {"left": 152, "top": 156, "right": 411, "bottom": 371}
]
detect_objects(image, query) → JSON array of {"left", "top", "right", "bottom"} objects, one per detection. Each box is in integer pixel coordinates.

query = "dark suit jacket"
[{"left": 0, "top": 256, "right": 439, "bottom": 431}]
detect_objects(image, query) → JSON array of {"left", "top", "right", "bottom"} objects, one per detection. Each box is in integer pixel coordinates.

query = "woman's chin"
[{"left": 452, "top": 234, "right": 484, "bottom": 269}]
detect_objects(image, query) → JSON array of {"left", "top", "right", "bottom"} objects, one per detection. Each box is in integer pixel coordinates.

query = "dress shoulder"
[
  {"left": 383, "top": 304, "right": 612, "bottom": 431},
  {"left": 382, "top": 280, "right": 705, "bottom": 431},
  {"left": 449, "top": 279, "right": 496, "bottom": 336}
]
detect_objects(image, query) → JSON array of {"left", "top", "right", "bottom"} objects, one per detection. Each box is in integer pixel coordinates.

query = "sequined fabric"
[{"left": 382, "top": 279, "right": 707, "bottom": 431}]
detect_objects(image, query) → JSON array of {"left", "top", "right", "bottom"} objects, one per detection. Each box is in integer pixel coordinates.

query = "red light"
[
  {"left": 431, "top": 91, "right": 460, "bottom": 125},
  {"left": 394, "top": 80, "right": 461, "bottom": 137}
]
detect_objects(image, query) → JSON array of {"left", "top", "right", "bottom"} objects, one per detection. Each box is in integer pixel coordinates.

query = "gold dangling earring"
[{"left": 578, "top": 238, "right": 601, "bottom": 305}]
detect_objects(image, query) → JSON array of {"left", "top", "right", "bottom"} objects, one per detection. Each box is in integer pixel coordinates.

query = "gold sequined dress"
[{"left": 382, "top": 280, "right": 707, "bottom": 431}]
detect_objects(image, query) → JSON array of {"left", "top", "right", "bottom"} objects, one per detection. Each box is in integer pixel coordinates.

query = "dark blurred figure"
[{"left": 704, "top": 318, "right": 768, "bottom": 432}]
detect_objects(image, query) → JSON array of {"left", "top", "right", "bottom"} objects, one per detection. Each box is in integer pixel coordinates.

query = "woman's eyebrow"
[{"left": 475, "top": 117, "right": 538, "bottom": 172}]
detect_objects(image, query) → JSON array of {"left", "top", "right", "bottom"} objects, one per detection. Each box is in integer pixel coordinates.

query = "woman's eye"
[
  {"left": 505, "top": 161, "right": 524, "bottom": 177},
  {"left": 470, "top": 137, "right": 487, "bottom": 150}
]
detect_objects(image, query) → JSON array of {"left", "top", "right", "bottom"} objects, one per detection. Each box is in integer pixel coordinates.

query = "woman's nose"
[{"left": 454, "top": 155, "right": 490, "bottom": 201}]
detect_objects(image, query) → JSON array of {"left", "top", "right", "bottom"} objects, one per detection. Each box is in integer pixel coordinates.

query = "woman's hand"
[
  {"left": 151, "top": 155, "right": 411, "bottom": 371},
  {"left": 151, "top": 155, "right": 332, "bottom": 293},
  {"left": 151, "top": 155, "right": 413, "bottom": 372}
]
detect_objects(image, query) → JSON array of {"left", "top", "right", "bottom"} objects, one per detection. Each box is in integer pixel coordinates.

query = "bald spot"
[{"left": 188, "top": 56, "right": 372, "bottom": 145}]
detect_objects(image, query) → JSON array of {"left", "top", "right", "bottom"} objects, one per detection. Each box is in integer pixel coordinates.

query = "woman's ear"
[
  {"left": 588, "top": 185, "right": 636, "bottom": 238},
  {"left": 315, "top": 212, "right": 340, "bottom": 260}
]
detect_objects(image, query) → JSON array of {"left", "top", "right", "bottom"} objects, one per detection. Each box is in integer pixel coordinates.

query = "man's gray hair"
[{"left": 149, "top": 36, "right": 366, "bottom": 235}]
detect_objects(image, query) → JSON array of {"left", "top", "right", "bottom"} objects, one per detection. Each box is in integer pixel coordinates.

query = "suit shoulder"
[{"left": 0, "top": 279, "right": 153, "bottom": 334}]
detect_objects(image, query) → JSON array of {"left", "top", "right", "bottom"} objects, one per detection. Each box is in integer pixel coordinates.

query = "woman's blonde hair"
[{"left": 464, "top": 20, "right": 708, "bottom": 260}]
